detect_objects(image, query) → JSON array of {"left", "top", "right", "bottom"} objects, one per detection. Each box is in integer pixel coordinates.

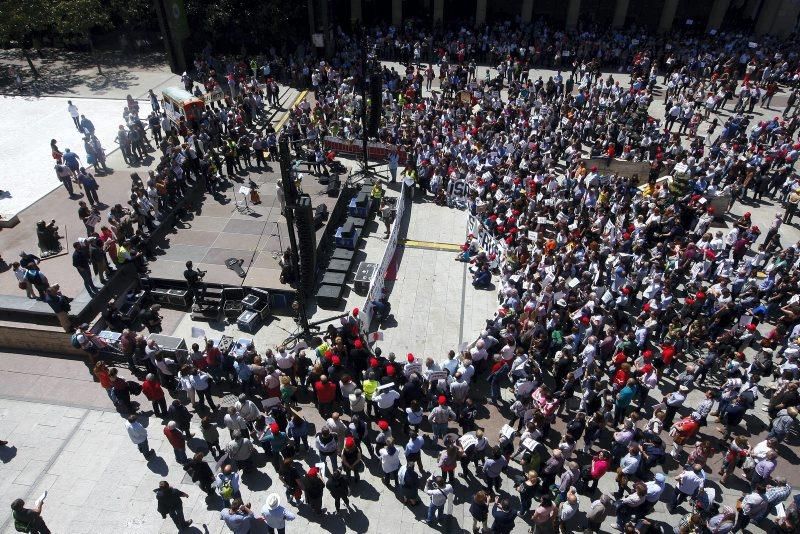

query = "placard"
[
  {"left": 428, "top": 371, "right": 449, "bottom": 382},
  {"left": 405, "top": 362, "right": 422, "bottom": 375},
  {"left": 522, "top": 437, "right": 540, "bottom": 451},
  {"left": 191, "top": 326, "right": 206, "bottom": 338},
  {"left": 749, "top": 42, "right": 758, "bottom": 48},
  {"left": 500, "top": 424, "right": 516, "bottom": 439},
  {"left": 239, "top": 186, "right": 251, "bottom": 195},
  {"left": 262, "top": 397, "right": 281, "bottom": 409},
  {"left": 377, "top": 382, "right": 395, "bottom": 392},
  {"left": 459, "top": 433, "right": 478, "bottom": 449}
]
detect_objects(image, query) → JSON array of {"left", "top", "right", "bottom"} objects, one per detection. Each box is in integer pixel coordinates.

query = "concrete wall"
[{"left": 0, "top": 323, "right": 85, "bottom": 357}]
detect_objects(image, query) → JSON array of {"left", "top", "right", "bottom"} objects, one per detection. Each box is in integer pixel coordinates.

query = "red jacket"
[
  {"left": 163, "top": 427, "right": 185, "bottom": 449},
  {"left": 314, "top": 381, "right": 337, "bottom": 404},
  {"left": 142, "top": 379, "right": 165, "bottom": 401}
]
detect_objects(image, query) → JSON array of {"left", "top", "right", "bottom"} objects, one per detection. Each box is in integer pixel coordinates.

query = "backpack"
[
  {"left": 13, "top": 511, "right": 32, "bottom": 533},
  {"left": 71, "top": 333, "right": 82, "bottom": 349},
  {"left": 219, "top": 479, "right": 234, "bottom": 500}
]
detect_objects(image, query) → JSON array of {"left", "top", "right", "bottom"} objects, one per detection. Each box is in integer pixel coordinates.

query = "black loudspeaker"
[
  {"left": 295, "top": 195, "right": 316, "bottom": 293},
  {"left": 368, "top": 73, "right": 382, "bottom": 137}
]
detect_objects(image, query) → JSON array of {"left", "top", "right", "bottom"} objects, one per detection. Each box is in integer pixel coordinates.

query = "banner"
[
  {"left": 467, "top": 214, "right": 508, "bottom": 260},
  {"left": 359, "top": 181, "right": 409, "bottom": 333},
  {"left": 323, "top": 136, "right": 408, "bottom": 165}
]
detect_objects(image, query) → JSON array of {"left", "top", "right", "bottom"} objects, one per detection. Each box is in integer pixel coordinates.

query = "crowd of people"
[{"left": 12, "top": 13, "right": 800, "bottom": 534}]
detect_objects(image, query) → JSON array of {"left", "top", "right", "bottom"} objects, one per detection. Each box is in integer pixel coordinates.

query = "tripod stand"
[{"left": 234, "top": 185, "right": 254, "bottom": 214}]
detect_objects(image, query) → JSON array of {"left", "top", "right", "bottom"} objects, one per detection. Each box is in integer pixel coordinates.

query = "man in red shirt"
[
  {"left": 164, "top": 421, "right": 188, "bottom": 464},
  {"left": 314, "top": 375, "right": 337, "bottom": 419},
  {"left": 142, "top": 373, "right": 167, "bottom": 416}
]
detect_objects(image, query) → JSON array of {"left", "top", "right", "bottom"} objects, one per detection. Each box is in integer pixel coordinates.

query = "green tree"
[
  {"left": 0, "top": 0, "right": 54, "bottom": 76},
  {"left": 56, "top": 0, "right": 111, "bottom": 74}
]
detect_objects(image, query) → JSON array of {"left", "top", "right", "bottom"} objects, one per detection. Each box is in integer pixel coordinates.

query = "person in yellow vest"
[{"left": 371, "top": 182, "right": 384, "bottom": 212}]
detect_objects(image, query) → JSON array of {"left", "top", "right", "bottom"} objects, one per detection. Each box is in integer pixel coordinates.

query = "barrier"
[
  {"left": 359, "top": 182, "right": 409, "bottom": 332},
  {"left": 323, "top": 136, "right": 408, "bottom": 165},
  {"left": 467, "top": 214, "right": 508, "bottom": 261}
]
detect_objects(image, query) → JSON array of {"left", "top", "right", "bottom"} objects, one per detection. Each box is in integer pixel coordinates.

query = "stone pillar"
[
  {"left": 351, "top": 0, "right": 362, "bottom": 25},
  {"left": 612, "top": 0, "right": 629, "bottom": 27},
  {"left": 658, "top": 0, "right": 679, "bottom": 33},
  {"left": 521, "top": 0, "right": 534, "bottom": 23},
  {"left": 433, "top": 0, "right": 444, "bottom": 25},
  {"left": 770, "top": 0, "right": 800, "bottom": 36},
  {"left": 307, "top": 0, "right": 316, "bottom": 38},
  {"left": 565, "top": 0, "right": 581, "bottom": 29},
  {"left": 392, "top": 0, "right": 402, "bottom": 26},
  {"left": 755, "top": 0, "right": 780, "bottom": 34},
  {"left": 706, "top": 0, "right": 731, "bottom": 30},
  {"left": 476, "top": 0, "right": 487, "bottom": 27}
]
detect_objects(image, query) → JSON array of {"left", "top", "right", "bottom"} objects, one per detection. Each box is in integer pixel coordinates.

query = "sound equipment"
[
  {"left": 354, "top": 262, "right": 377, "bottom": 294},
  {"left": 335, "top": 221, "right": 358, "bottom": 249},
  {"left": 146, "top": 333, "right": 188, "bottom": 360},
  {"left": 224, "top": 300, "right": 243, "bottom": 319},
  {"left": 326, "top": 174, "right": 341, "bottom": 196},
  {"left": 348, "top": 192, "right": 371, "bottom": 218},
  {"left": 222, "top": 287, "right": 245, "bottom": 301},
  {"left": 332, "top": 248, "right": 355, "bottom": 263},
  {"left": 237, "top": 309, "right": 262, "bottom": 334},
  {"left": 314, "top": 204, "right": 329, "bottom": 229},
  {"left": 328, "top": 259, "right": 351, "bottom": 273},
  {"left": 295, "top": 195, "right": 316, "bottom": 293},
  {"left": 242, "top": 293, "right": 261, "bottom": 310},
  {"left": 316, "top": 284, "right": 343, "bottom": 308},
  {"left": 368, "top": 73, "right": 382, "bottom": 137},
  {"left": 150, "top": 288, "right": 190, "bottom": 308},
  {"left": 322, "top": 272, "right": 346, "bottom": 286}
]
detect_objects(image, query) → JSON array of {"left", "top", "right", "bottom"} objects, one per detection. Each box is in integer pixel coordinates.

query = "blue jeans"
[
  {"left": 174, "top": 447, "right": 187, "bottom": 464},
  {"left": 136, "top": 439, "right": 150, "bottom": 457},
  {"left": 427, "top": 503, "right": 444, "bottom": 524}
]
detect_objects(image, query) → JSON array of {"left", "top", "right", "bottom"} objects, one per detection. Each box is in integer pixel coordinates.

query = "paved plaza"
[{"left": 0, "top": 46, "right": 799, "bottom": 534}]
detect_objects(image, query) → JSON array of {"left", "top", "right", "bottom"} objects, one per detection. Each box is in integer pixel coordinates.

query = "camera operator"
[{"left": 184, "top": 261, "right": 206, "bottom": 305}]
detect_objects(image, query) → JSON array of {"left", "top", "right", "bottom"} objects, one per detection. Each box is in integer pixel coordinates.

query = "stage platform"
[{"left": 147, "top": 166, "right": 342, "bottom": 296}]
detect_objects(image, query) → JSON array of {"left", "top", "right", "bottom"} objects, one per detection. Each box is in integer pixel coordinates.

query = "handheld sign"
[
  {"left": 501, "top": 424, "right": 516, "bottom": 440},
  {"left": 428, "top": 371, "right": 449, "bottom": 382},
  {"left": 459, "top": 433, "right": 478, "bottom": 450},
  {"left": 522, "top": 437, "right": 540, "bottom": 451}
]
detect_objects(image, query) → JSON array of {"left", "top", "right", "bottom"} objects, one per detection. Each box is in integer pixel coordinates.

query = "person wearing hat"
[
  {"left": 348, "top": 388, "right": 366, "bottom": 417},
  {"left": 341, "top": 436, "right": 363, "bottom": 484},
  {"left": 302, "top": 467, "right": 325, "bottom": 514},
  {"left": 261, "top": 493, "right": 296, "bottom": 534},
  {"left": 428, "top": 396, "right": 456, "bottom": 445},
  {"left": 325, "top": 468, "right": 351, "bottom": 513}
]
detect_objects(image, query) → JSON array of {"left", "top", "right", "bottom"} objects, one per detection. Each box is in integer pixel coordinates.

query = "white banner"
[{"left": 360, "top": 182, "right": 409, "bottom": 334}]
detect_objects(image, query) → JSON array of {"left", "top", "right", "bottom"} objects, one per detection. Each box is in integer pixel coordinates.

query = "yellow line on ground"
[
  {"left": 400, "top": 239, "right": 462, "bottom": 251},
  {"left": 273, "top": 89, "right": 308, "bottom": 131}
]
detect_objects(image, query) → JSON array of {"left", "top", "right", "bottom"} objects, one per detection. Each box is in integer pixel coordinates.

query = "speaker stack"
[
  {"left": 368, "top": 73, "right": 382, "bottom": 138},
  {"left": 295, "top": 194, "right": 317, "bottom": 294}
]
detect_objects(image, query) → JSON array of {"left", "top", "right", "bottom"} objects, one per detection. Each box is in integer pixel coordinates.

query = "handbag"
[{"left": 742, "top": 455, "right": 755, "bottom": 472}]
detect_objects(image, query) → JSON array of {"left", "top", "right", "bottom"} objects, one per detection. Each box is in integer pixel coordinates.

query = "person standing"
[
  {"left": 423, "top": 475, "right": 454, "bottom": 526},
  {"left": 669, "top": 464, "right": 706, "bottom": 512},
  {"left": 261, "top": 493, "right": 296, "bottom": 534},
  {"left": 325, "top": 469, "right": 351, "bottom": 513},
  {"left": 184, "top": 451, "right": 215, "bottom": 496},
  {"left": 10, "top": 497, "right": 50, "bottom": 534},
  {"left": 220, "top": 498, "right": 254, "bottom": 533},
  {"left": 303, "top": 467, "right": 325, "bottom": 514},
  {"left": 164, "top": 420, "right": 188, "bottom": 464},
  {"left": 142, "top": 374, "right": 167, "bottom": 416},
  {"left": 125, "top": 414, "right": 154, "bottom": 459},
  {"left": 154, "top": 481, "right": 192, "bottom": 531},
  {"left": 77, "top": 168, "right": 100, "bottom": 206},
  {"left": 72, "top": 242, "right": 99, "bottom": 296},
  {"left": 67, "top": 100, "right": 80, "bottom": 130}
]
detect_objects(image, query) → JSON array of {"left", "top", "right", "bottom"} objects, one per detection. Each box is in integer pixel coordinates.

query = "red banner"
[{"left": 323, "top": 136, "right": 408, "bottom": 165}]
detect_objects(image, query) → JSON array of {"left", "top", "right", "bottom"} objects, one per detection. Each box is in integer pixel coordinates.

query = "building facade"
[{"left": 310, "top": 0, "right": 800, "bottom": 37}]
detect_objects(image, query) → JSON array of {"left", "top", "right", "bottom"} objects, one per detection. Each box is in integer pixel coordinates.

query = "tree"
[
  {"left": 55, "top": 0, "right": 111, "bottom": 74},
  {"left": 0, "top": 0, "right": 55, "bottom": 76}
]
